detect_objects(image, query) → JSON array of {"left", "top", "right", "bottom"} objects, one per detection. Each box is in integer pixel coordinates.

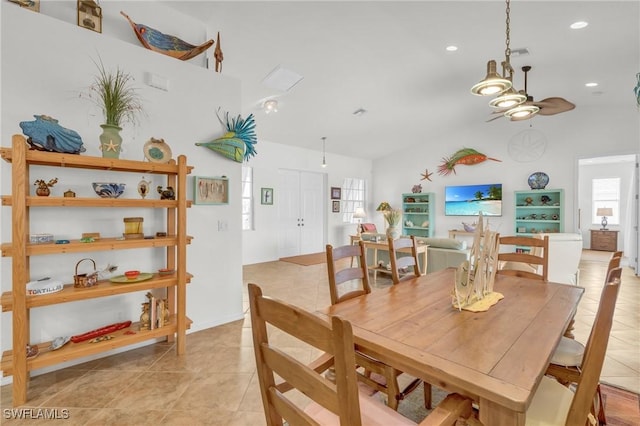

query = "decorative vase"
[
  {"left": 99, "top": 124, "right": 123, "bottom": 159},
  {"left": 386, "top": 226, "right": 401, "bottom": 240},
  {"left": 35, "top": 186, "right": 50, "bottom": 197}
]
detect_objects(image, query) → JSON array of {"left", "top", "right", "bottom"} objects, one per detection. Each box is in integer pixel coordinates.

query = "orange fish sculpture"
[
  {"left": 438, "top": 148, "right": 501, "bottom": 176},
  {"left": 121, "top": 11, "right": 214, "bottom": 61}
]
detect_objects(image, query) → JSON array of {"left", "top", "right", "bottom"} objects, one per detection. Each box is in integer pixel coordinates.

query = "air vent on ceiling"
[
  {"left": 262, "top": 65, "right": 304, "bottom": 92},
  {"left": 510, "top": 48, "right": 530, "bottom": 57}
]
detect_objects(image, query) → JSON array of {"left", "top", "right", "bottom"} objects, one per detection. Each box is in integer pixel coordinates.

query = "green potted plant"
[{"left": 85, "top": 58, "right": 143, "bottom": 158}]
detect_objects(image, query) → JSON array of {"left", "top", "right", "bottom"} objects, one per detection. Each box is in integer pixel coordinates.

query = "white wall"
[
  {"left": 0, "top": 2, "right": 244, "bottom": 381},
  {"left": 578, "top": 159, "right": 636, "bottom": 251},
  {"left": 372, "top": 106, "right": 640, "bottom": 241},
  {"left": 242, "top": 140, "right": 372, "bottom": 265}
]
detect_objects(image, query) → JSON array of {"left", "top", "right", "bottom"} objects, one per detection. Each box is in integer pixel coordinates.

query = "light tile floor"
[{"left": 0, "top": 251, "right": 638, "bottom": 425}]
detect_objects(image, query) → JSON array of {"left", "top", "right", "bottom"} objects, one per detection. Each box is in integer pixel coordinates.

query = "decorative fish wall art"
[
  {"left": 438, "top": 148, "right": 501, "bottom": 176},
  {"left": 120, "top": 11, "right": 214, "bottom": 61},
  {"left": 196, "top": 110, "right": 257, "bottom": 163}
]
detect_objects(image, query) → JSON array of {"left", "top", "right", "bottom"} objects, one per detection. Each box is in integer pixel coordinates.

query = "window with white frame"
[
  {"left": 592, "top": 177, "right": 620, "bottom": 225},
  {"left": 341, "top": 178, "right": 365, "bottom": 223},
  {"left": 242, "top": 166, "right": 254, "bottom": 230}
]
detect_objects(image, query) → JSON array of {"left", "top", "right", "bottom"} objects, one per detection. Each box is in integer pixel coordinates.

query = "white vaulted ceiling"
[{"left": 164, "top": 1, "right": 640, "bottom": 160}]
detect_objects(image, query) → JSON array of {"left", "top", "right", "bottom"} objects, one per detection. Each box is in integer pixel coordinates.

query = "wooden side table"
[{"left": 590, "top": 229, "right": 618, "bottom": 251}]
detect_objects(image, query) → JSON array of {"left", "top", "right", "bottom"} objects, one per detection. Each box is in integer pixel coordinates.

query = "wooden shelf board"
[
  {"left": 1, "top": 195, "right": 191, "bottom": 208},
  {"left": 1, "top": 236, "right": 193, "bottom": 257},
  {"left": 0, "top": 147, "right": 193, "bottom": 175},
  {"left": 0, "top": 316, "right": 192, "bottom": 376},
  {"left": 1, "top": 273, "right": 193, "bottom": 312}
]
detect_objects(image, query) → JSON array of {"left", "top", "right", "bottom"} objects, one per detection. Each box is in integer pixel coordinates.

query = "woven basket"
[{"left": 74, "top": 258, "right": 98, "bottom": 288}]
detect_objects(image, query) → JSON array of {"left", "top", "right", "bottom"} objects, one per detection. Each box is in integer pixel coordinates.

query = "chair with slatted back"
[
  {"left": 388, "top": 236, "right": 422, "bottom": 284},
  {"left": 528, "top": 275, "right": 621, "bottom": 425},
  {"left": 326, "top": 242, "right": 432, "bottom": 410},
  {"left": 546, "top": 266, "right": 622, "bottom": 425},
  {"left": 248, "top": 282, "right": 477, "bottom": 426},
  {"left": 497, "top": 235, "right": 549, "bottom": 281}
]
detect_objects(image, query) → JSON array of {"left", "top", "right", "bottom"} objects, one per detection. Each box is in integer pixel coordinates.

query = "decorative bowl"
[
  {"left": 92, "top": 182, "right": 126, "bottom": 198},
  {"left": 527, "top": 172, "right": 549, "bottom": 190},
  {"left": 124, "top": 270, "right": 140, "bottom": 280},
  {"left": 158, "top": 268, "right": 175, "bottom": 276}
]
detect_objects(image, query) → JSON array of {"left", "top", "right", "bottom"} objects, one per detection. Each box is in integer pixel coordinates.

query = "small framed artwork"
[
  {"left": 261, "top": 188, "right": 274, "bottom": 205},
  {"left": 332, "top": 200, "right": 340, "bottom": 213},
  {"left": 194, "top": 176, "right": 229, "bottom": 205},
  {"left": 331, "top": 187, "right": 341, "bottom": 200},
  {"left": 77, "top": 0, "right": 102, "bottom": 33}
]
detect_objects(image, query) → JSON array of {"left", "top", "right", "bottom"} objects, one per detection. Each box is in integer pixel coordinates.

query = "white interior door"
[{"left": 277, "top": 169, "right": 325, "bottom": 257}]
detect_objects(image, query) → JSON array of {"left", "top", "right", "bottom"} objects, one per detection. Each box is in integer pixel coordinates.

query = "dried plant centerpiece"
[
  {"left": 85, "top": 58, "right": 143, "bottom": 158},
  {"left": 383, "top": 209, "right": 402, "bottom": 240}
]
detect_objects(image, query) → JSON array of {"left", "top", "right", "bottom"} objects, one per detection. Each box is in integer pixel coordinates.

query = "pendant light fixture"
[
  {"left": 504, "top": 66, "right": 539, "bottom": 120},
  {"left": 471, "top": 0, "right": 522, "bottom": 105},
  {"left": 321, "top": 136, "right": 327, "bottom": 168}
]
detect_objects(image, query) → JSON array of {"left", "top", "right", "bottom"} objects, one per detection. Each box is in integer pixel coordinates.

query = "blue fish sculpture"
[
  {"left": 196, "top": 110, "right": 257, "bottom": 163},
  {"left": 19, "top": 115, "right": 86, "bottom": 154},
  {"left": 121, "top": 11, "right": 214, "bottom": 61}
]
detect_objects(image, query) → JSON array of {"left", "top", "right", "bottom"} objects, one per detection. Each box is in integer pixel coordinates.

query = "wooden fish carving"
[{"left": 120, "top": 11, "right": 213, "bottom": 61}]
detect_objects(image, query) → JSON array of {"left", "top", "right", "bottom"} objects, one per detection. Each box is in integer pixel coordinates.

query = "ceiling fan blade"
[{"left": 532, "top": 97, "right": 576, "bottom": 115}]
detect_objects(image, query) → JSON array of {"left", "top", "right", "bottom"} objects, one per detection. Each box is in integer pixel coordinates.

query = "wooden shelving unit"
[
  {"left": 401, "top": 192, "right": 435, "bottom": 238},
  {"left": 1, "top": 134, "right": 193, "bottom": 406}
]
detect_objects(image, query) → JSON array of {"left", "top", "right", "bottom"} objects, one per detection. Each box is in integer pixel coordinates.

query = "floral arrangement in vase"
[
  {"left": 384, "top": 209, "right": 402, "bottom": 240},
  {"left": 83, "top": 58, "right": 143, "bottom": 158}
]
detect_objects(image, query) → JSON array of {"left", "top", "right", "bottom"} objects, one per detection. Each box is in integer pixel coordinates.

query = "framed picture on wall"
[
  {"left": 261, "top": 188, "right": 274, "bottom": 205},
  {"left": 331, "top": 187, "right": 341, "bottom": 200},
  {"left": 332, "top": 200, "right": 340, "bottom": 213},
  {"left": 77, "top": 0, "right": 102, "bottom": 33},
  {"left": 194, "top": 176, "right": 229, "bottom": 205}
]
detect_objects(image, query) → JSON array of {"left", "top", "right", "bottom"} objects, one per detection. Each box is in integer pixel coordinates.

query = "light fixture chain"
[{"left": 504, "top": 0, "right": 511, "bottom": 62}]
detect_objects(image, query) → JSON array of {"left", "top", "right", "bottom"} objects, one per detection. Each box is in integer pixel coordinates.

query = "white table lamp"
[
  {"left": 353, "top": 207, "right": 366, "bottom": 236},
  {"left": 597, "top": 207, "right": 613, "bottom": 230}
]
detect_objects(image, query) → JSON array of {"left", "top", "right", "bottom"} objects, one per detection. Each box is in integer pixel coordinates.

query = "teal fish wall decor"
[{"left": 196, "top": 110, "right": 257, "bottom": 163}]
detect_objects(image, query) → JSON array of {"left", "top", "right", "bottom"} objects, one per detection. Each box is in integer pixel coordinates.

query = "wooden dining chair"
[
  {"left": 326, "top": 242, "right": 432, "bottom": 410},
  {"left": 497, "top": 235, "right": 549, "bottom": 281},
  {"left": 388, "top": 236, "right": 421, "bottom": 284},
  {"left": 546, "top": 266, "right": 622, "bottom": 425},
  {"left": 248, "top": 283, "right": 478, "bottom": 426},
  {"left": 326, "top": 242, "right": 372, "bottom": 305},
  {"left": 529, "top": 275, "right": 621, "bottom": 425}
]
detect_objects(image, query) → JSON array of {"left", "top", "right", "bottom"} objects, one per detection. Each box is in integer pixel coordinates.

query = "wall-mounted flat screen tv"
[{"left": 444, "top": 184, "right": 502, "bottom": 216}]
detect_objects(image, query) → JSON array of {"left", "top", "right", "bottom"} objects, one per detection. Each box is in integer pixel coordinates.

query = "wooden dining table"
[{"left": 317, "top": 267, "right": 584, "bottom": 425}]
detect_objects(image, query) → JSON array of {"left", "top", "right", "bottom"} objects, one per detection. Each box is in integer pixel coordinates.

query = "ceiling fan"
[{"left": 489, "top": 66, "right": 576, "bottom": 122}]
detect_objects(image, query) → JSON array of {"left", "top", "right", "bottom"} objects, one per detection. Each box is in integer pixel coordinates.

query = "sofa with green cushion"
[{"left": 360, "top": 234, "right": 470, "bottom": 274}]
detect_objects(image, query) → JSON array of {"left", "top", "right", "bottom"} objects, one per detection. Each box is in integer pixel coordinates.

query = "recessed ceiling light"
[
  {"left": 585, "top": 82, "right": 598, "bottom": 87},
  {"left": 570, "top": 21, "right": 588, "bottom": 29},
  {"left": 445, "top": 45, "right": 458, "bottom": 52}
]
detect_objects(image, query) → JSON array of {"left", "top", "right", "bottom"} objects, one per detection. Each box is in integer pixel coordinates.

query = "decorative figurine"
[
  {"left": 137, "top": 177, "right": 152, "bottom": 199},
  {"left": 64, "top": 189, "right": 76, "bottom": 197},
  {"left": 412, "top": 184, "right": 422, "bottom": 193},
  {"left": 34, "top": 178, "right": 58, "bottom": 196},
  {"left": 438, "top": 148, "right": 501, "bottom": 176},
  {"left": 157, "top": 186, "right": 175, "bottom": 200},
  {"left": 540, "top": 195, "right": 552, "bottom": 205},
  {"left": 120, "top": 11, "right": 214, "bottom": 61},
  {"left": 524, "top": 196, "right": 534, "bottom": 206},
  {"left": 196, "top": 109, "right": 257, "bottom": 163},
  {"left": 139, "top": 302, "right": 150, "bottom": 330},
  {"left": 20, "top": 115, "right": 86, "bottom": 154},
  {"left": 214, "top": 31, "right": 224, "bottom": 72}
]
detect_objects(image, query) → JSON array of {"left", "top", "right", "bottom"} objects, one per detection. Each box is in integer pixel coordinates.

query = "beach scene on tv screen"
[{"left": 445, "top": 184, "right": 502, "bottom": 216}]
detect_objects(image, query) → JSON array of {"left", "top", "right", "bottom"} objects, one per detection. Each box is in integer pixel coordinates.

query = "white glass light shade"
[
  {"left": 471, "top": 60, "right": 512, "bottom": 96},
  {"left": 264, "top": 99, "right": 278, "bottom": 114},
  {"left": 489, "top": 89, "right": 527, "bottom": 108},
  {"left": 504, "top": 104, "right": 540, "bottom": 120}
]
